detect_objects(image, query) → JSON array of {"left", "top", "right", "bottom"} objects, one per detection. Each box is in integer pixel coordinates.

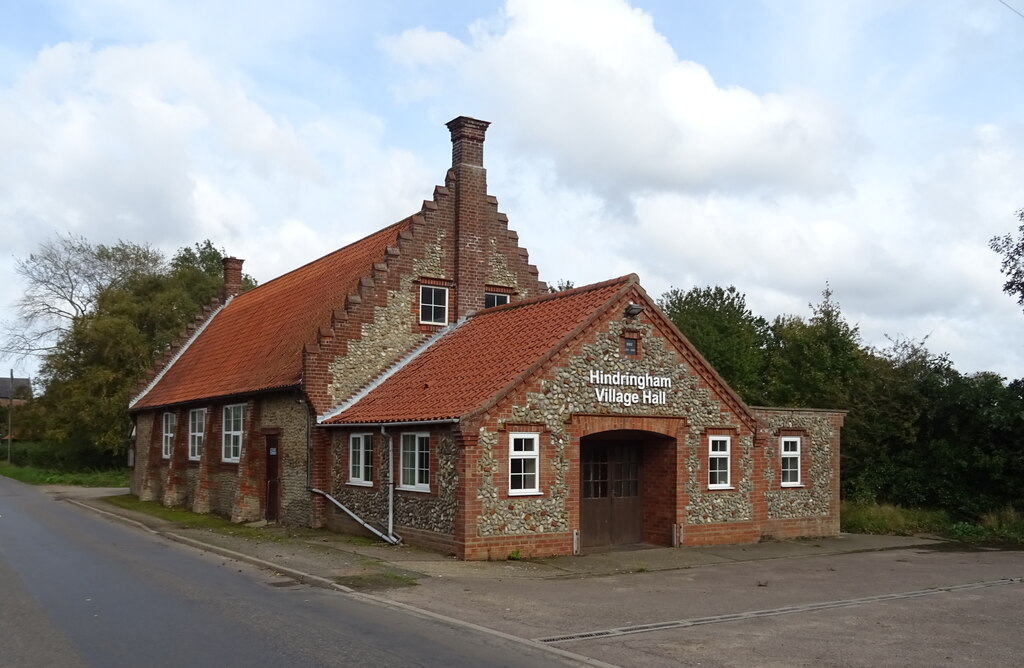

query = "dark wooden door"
[
  {"left": 265, "top": 435, "right": 280, "bottom": 522},
  {"left": 581, "top": 443, "right": 642, "bottom": 548}
]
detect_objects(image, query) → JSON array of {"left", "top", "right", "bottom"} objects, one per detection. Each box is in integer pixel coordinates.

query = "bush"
[
  {"left": 0, "top": 461, "right": 129, "bottom": 486},
  {"left": 841, "top": 501, "right": 949, "bottom": 535},
  {"left": 979, "top": 506, "right": 1024, "bottom": 543},
  {"left": 842, "top": 501, "right": 1024, "bottom": 546},
  {"left": 6, "top": 439, "right": 122, "bottom": 471}
]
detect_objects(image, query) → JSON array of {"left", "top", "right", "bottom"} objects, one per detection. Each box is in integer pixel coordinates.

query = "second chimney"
[{"left": 221, "top": 257, "right": 244, "bottom": 300}]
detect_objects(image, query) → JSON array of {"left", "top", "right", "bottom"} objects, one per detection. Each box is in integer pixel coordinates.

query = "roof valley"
[{"left": 317, "top": 316, "right": 468, "bottom": 423}]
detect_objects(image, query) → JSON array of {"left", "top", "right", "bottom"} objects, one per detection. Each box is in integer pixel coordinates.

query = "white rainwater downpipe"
[
  {"left": 310, "top": 487, "right": 401, "bottom": 545},
  {"left": 383, "top": 425, "right": 394, "bottom": 541}
]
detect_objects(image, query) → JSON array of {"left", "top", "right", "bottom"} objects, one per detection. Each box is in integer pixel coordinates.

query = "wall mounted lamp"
[{"left": 623, "top": 303, "right": 644, "bottom": 318}]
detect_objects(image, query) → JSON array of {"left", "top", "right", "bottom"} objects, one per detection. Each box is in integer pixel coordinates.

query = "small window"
[
  {"left": 188, "top": 408, "right": 206, "bottom": 461},
  {"left": 349, "top": 433, "right": 373, "bottom": 485},
  {"left": 781, "top": 436, "right": 801, "bottom": 486},
  {"left": 623, "top": 337, "right": 639, "bottom": 356},
  {"left": 509, "top": 433, "right": 540, "bottom": 495},
  {"left": 399, "top": 432, "right": 430, "bottom": 492},
  {"left": 162, "top": 412, "right": 176, "bottom": 459},
  {"left": 420, "top": 286, "right": 448, "bottom": 325},
  {"left": 708, "top": 436, "right": 731, "bottom": 489},
  {"left": 485, "top": 292, "right": 510, "bottom": 309},
  {"left": 222, "top": 404, "right": 244, "bottom": 463}
]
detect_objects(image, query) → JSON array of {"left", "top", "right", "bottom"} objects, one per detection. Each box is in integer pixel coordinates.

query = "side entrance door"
[
  {"left": 265, "top": 435, "right": 280, "bottom": 522},
  {"left": 580, "top": 443, "right": 642, "bottom": 548}
]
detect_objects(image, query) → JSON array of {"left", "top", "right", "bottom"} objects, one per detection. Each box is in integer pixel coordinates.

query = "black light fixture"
[{"left": 623, "top": 303, "right": 644, "bottom": 318}]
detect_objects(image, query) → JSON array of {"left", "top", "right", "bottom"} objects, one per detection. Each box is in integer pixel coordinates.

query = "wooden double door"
[{"left": 580, "top": 443, "right": 642, "bottom": 548}]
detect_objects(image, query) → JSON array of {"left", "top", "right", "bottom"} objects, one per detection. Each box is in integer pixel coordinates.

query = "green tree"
[
  {"left": 658, "top": 285, "right": 770, "bottom": 403},
  {"left": 762, "top": 285, "right": 862, "bottom": 409},
  {"left": 548, "top": 279, "right": 575, "bottom": 293},
  {"left": 989, "top": 208, "right": 1024, "bottom": 312},
  {"left": 15, "top": 238, "right": 249, "bottom": 466},
  {"left": 1, "top": 234, "right": 163, "bottom": 358},
  {"left": 841, "top": 338, "right": 950, "bottom": 504}
]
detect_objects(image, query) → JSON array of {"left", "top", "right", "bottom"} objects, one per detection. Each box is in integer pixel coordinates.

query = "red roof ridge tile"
[
  {"left": 473, "top": 273, "right": 637, "bottom": 317},
  {"left": 231, "top": 218, "right": 412, "bottom": 300}
]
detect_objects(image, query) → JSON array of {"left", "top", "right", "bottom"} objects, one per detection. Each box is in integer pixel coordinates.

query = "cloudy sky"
[{"left": 2, "top": 0, "right": 1023, "bottom": 382}]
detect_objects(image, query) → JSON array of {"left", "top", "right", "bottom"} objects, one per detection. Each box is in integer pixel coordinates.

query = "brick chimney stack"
[
  {"left": 221, "top": 257, "right": 244, "bottom": 300},
  {"left": 446, "top": 116, "right": 491, "bottom": 318}
]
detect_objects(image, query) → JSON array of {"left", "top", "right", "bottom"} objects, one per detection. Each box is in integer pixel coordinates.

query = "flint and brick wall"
[
  {"left": 325, "top": 427, "right": 459, "bottom": 552},
  {"left": 133, "top": 391, "right": 313, "bottom": 525},
  {"left": 302, "top": 120, "right": 545, "bottom": 417}
]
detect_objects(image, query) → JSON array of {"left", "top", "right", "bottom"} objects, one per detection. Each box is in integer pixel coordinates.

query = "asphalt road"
[{"left": 0, "top": 476, "right": 587, "bottom": 668}]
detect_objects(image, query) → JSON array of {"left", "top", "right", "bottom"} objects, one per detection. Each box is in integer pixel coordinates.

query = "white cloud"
[
  {"left": 386, "top": 0, "right": 857, "bottom": 196},
  {"left": 381, "top": 27, "right": 470, "bottom": 68},
  {"left": 3, "top": 0, "right": 1022, "bottom": 384},
  {"left": 0, "top": 38, "right": 437, "bottom": 379}
]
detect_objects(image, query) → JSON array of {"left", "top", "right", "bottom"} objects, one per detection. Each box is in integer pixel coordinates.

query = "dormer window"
[
  {"left": 484, "top": 292, "right": 509, "bottom": 309},
  {"left": 420, "top": 286, "right": 448, "bottom": 325}
]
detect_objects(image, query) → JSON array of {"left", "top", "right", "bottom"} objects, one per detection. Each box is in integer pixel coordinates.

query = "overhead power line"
[{"left": 998, "top": 0, "right": 1024, "bottom": 21}]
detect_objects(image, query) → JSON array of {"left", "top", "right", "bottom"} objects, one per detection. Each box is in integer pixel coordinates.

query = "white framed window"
[
  {"left": 419, "top": 285, "right": 448, "bottom": 325},
  {"left": 484, "top": 292, "right": 509, "bottom": 309},
  {"left": 708, "top": 436, "right": 731, "bottom": 489},
  {"left": 349, "top": 433, "right": 373, "bottom": 485},
  {"left": 399, "top": 432, "right": 430, "bottom": 492},
  {"left": 222, "top": 403, "right": 244, "bottom": 463},
  {"left": 188, "top": 408, "right": 206, "bottom": 461},
  {"left": 781, "top": 436, "right": 801, "bottom": 486},
  {"left": 509, "top": 432, "right": 540, "bottom": 495},
  {"left": 162, "top": 412, "right": 176, "bottom": 459}
]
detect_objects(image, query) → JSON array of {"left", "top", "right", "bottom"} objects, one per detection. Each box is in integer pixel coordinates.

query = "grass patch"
[
  {"left": 334, "top": 572, "right": 419, "bottom": 591},
  {"left": 842, "top": 501, "right": 1024, "bottom": 546},
  {"left": 0, "top": 461, "right": 129, "bottom": 487},
  {"left": 841, "top": 501, "right": 949, "bottom": 536},
  {"left": 101, "top": 494, "right": 287, "bottom": 541}
]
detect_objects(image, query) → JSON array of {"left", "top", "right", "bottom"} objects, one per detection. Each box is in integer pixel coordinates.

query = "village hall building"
[{"left": 129, "top": 117, "right": 844, "bottom": 560}]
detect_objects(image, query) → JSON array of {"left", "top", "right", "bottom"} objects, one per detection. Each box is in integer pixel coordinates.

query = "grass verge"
[
  {"left": 841, "top": 501, "right": 1024, "bottom": 546},
  {"left": 101, "top": 494, "right": 291, "bottom": 541},
  {"left": 0, "top": 461, "right": 129, "bottom": 487},
  {"left": 333, "top": 571, "right": 420, "bottom": 591}
]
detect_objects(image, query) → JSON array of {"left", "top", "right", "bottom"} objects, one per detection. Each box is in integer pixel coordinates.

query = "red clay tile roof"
[
  {"left": 131, "top": 220, "right": 411, "bottom": 410},
  {"left": 322, "top": 275, "right": 634, "bottom": 424}
]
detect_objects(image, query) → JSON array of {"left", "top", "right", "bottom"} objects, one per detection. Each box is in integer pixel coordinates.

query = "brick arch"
[
  {"left": 570, "top": 414, "right": 687, "bottom": 440},
  {"left": 569, "top": 414, "right": 685, "bottom": 549}
]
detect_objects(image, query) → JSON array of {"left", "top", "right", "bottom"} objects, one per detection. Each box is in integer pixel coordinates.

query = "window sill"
[
  {"left": 508, "top": 490, "right": 542, "bottom": 497},
  {"left": 221, "top": 459, "right": 240, "bottom": 465},
  {"left": 781, "top": 483, "right": 805, "bottom": 488},
  {"left": 707, "top": 485, "right": 735, "bottom": 491},
  {"left": 347, "top": 480, "right": 373, "bottom": 488},
  {"left": 397, "top": 486, "right": 430, "bottom": 493}
]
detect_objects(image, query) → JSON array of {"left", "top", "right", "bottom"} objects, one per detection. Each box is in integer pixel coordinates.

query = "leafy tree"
[
  {"left": 8, "top": 237, "right": 249, "bottom": 466},
  {"left": 762, "top": 285, "right": 862, "bottom": 409},
  {"left": 842, "top": 335, "right": 1024, "bottom": 515},
  {"left": 658, "top": 285, "right": 769, "bottom": 402},
  {"left": 1, "top": 233, "right": 163, "bottom": 358},
  {"left": 989, "top": 208, "right": 1024, "bottom": 311}
]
